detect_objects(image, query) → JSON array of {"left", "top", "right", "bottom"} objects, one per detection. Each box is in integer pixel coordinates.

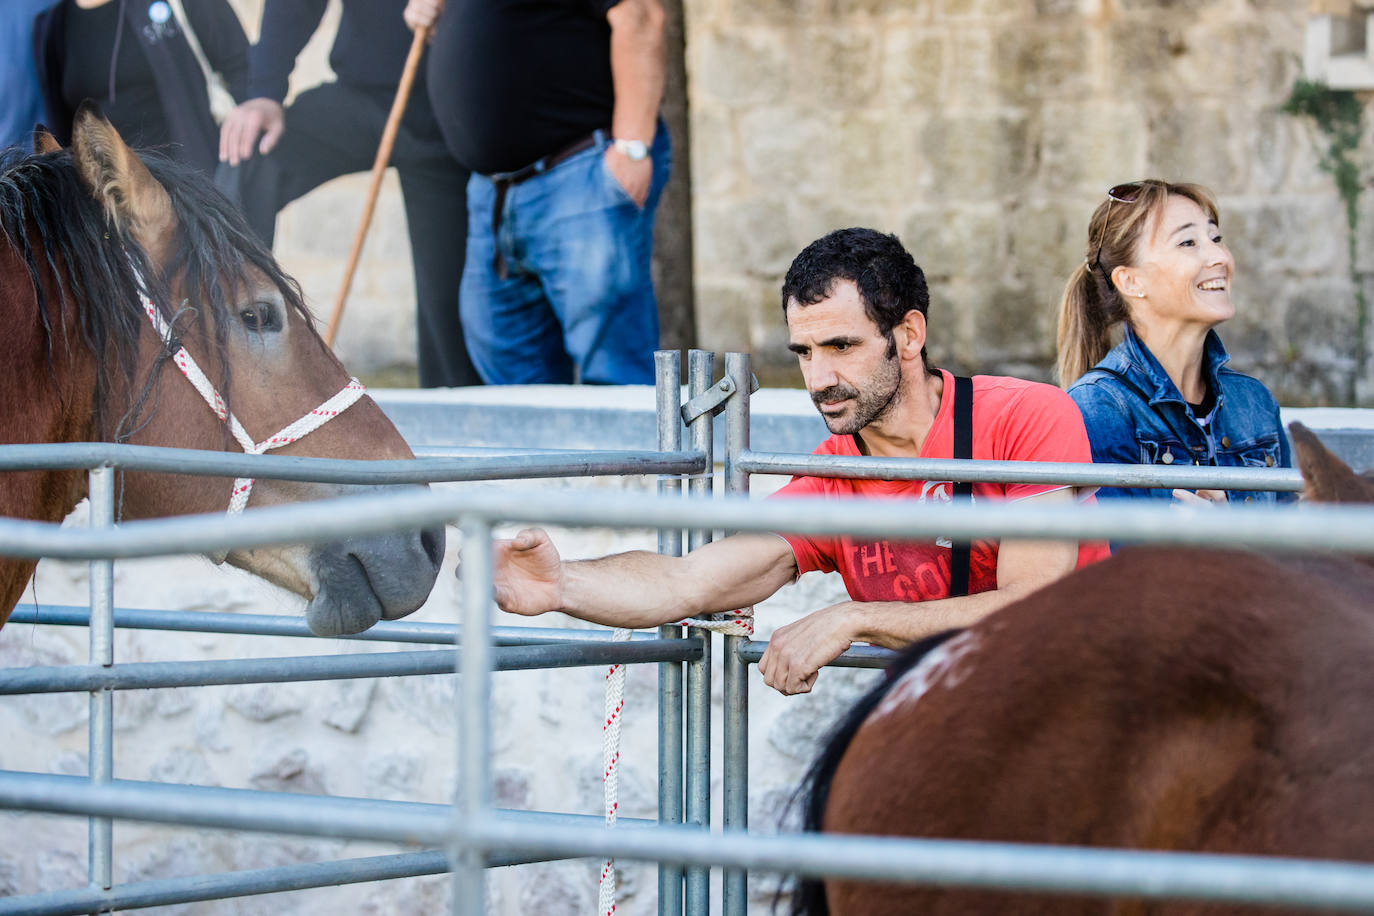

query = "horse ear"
[
  {"left": 69, "top": 101, "right": 174, "bottom": 257},
  {"left": 32, "top": 125, "right": 61, "bottom": 154},
  {"left": 1289, "top": 422, "right": 1374, "bottom": 504}
]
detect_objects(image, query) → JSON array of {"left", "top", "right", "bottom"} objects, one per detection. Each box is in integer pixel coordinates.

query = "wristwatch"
[{"left": 612, "top": 138, "right": 649, "bottom": 161}]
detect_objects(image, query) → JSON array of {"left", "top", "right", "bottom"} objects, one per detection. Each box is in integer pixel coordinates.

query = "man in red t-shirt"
[{"left": 488, "top": 228, "right": 1106, "bottom": 695}]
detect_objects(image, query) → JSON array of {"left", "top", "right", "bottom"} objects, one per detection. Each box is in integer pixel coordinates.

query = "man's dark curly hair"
[{"left": 780, "top": 227, "right": 931, "bottom": 366}]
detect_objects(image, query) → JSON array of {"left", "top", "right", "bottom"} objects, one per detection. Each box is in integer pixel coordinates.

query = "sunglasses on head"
[{"left": 1088, "top": 182, "right": 1144, "bottom": 271}]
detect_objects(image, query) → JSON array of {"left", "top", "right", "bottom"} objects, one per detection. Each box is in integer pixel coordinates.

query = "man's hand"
[
  {"left": 605, "top": 146, "right": 652, "bottom": 207},
  {"left": 219, "top": 98, "right": 285, "bottom": 166},
  {"left": 490, "top": 527, "right": 565, "bottom": 617},
  {"left": 757, "top": 602, "right": 859, "bottom": 696},
  {"left": 404, "top": 0, "right": 444, "bottom": 33}
]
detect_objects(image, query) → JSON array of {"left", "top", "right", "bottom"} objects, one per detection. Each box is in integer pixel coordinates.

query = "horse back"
[{"left": 819, "top": 547, "right": 1374, "bottom": 915}]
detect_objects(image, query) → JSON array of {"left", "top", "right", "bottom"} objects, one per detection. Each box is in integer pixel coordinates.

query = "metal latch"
[{"left": 680, "top": 373, "right": 760, "bottom": 424}]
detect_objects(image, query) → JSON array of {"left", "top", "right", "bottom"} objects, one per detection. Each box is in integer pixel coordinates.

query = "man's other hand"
[
  {"left": 488, "top": 527, "right": 565, "bottom": 617},
  {"left": 757, "top": 603, "right": 858, "bottom": 696},
  {"left": 219, "top": 98, "right": 285, "bottom": 166},
  {"left": 404, "top": 0, "right": 444, "bottom": 33},
  {"left": 604, "top": 146, "right": 652, "bottom": 208}
]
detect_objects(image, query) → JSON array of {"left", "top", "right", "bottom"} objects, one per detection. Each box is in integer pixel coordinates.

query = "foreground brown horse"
[
  {"left": 0, "top": 105, "right": 444, "bottom": 635},
  {"left": 795, "top": 423, "right": 1374, "bottom": 915}
]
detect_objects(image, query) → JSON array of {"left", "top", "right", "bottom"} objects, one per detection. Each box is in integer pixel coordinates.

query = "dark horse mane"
[
  {"left": 785, "top": 628, "right": 964, "bottom": 916},
  {"left": 0, "top": 140, "right": 310, "bottom": 440}
]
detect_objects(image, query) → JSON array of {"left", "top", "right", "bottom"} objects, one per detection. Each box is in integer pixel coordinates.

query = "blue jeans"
[{"left": 460, "top": 128, "right": 671, "bottom": 384}]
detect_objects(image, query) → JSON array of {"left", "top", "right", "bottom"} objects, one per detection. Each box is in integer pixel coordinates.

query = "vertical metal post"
[
  {"left": 684, "top": 350, "right": 713, "bottom": 916},
  {"left": 655, "top": 351, "right": 686, "bottom": 916},
  {"left": 452, "top": 516, "right": 493, "bottom": 916},
  {"left": 721, "top": 353, "right": 751, "bottom": 916},
  {"left": 87, "top": 467, "right": 115, "bottom": 901}
]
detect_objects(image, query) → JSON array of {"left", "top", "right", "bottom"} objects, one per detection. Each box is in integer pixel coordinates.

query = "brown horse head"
[{"left": 0, "top": 105, "right": 444, "bottom": 635}]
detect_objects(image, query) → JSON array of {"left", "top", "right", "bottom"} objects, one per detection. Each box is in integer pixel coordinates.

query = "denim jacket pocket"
[
  {"left": 1234, "top": 440, "right": 1281, "bottom": 469},
  {"left": 1137, "top": 437, "right": 1187, "bottom": 466}
]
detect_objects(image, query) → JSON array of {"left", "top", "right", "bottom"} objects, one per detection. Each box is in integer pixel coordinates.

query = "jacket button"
[
  {"left": 1265, "top": 454, "right": 1275, "bottom": 467},
  {"left": 1161, "top": 451, "right": 1174, "bottom": 464},
  {"left": 1221, "top": 436, "right": 1231, "bottom": 448}
]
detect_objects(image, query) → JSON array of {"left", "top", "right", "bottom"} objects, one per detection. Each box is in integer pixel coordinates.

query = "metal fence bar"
[
  {"left": 10, "top": 767, "right": 1374, "bottom": 913},
  {"left": 655, "top": 350, "right": 685, "bottom": 916},
  {"left": 0, "top": 440, "right": 1307, "bottom": 491},
  {"left": 0, "top": 443, "right": 705, "bottom": 485},
  {"left": 454, "top": 515, "right": 494, "bottom": 915},
  {"left": 0, "top": 640, "right": 702, "bottom": 695},
  {"left": 11, "top": 768, "right": 1374, "bottom": 912},
  {"left": 467, "top": 817, "right": 1374, "bottom": 914},
  {"left": 0, "top": 770, "right": 657, "bottom": 848},
  {"left": 738, "top": 449, "right": 1304, "bottom": 491},
  {"left": 6, "top": 604, "right": 673, "bottom": 647},
  {"left": 684, "top": 349, "right": 713, "bottom": 916},
  {"left": 2, "top": 487, "right": 1372, "bottom": 560},
  {"left": 86, "top": 467, "right": 114, "bottom": 902},
  {"left": 721, "top": 352, "right": 750, "bottom": 916},
  {"left": 736, "top": 641, "right": 895, "bottom": 669},
  {"left": 0, "top": 850, "right": 450, "bottom": 916}
]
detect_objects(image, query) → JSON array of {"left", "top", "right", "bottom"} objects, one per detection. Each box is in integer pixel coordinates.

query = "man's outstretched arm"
[
  {"left": 759, "top": 488, "right": 1082, "bottom": 695},
  {"left": 491, "top": 528, "right": 798, "bottom": 629}
]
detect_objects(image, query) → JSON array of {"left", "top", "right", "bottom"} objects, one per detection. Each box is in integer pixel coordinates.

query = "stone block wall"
[{"left": 685, "top": 0, "right": 1374, "bottom": 404}]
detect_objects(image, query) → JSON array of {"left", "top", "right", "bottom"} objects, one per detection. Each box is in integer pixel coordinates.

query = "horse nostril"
[{"left": 421, "top": 526, "right": 445, "bottom": 569}]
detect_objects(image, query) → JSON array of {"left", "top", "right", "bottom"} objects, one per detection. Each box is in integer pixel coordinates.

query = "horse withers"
[
  {"left": 794, "top": 424, "right": 1374, "bottom": 916},
  {"left": 0, "top": 104, "right": 444, "bottom": 636}
]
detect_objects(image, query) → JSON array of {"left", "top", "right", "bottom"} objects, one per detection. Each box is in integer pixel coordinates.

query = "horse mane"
[
  {"left": 0, "top": 143, "right": 310, "bottom": 440},
  {"left": 784, "top": 628, "right": 965, "bottom": 916}
]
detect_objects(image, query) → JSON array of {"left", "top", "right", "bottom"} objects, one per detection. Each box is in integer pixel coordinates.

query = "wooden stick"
[{"left": 325, "top": 26, "right": 429, "bottom": 348}]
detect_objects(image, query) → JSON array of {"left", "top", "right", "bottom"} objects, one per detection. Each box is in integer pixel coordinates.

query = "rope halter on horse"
[{"left": 136, "top": 273, "right": 365, "bottom": 557}]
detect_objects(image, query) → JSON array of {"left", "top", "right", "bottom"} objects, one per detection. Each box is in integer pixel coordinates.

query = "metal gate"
[{"left": 2, "top": 350, "right": 1373, "bottom": 915}]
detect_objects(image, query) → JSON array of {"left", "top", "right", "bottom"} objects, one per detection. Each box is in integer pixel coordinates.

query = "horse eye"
[{"left": 239, "top": 302, "right": 281, "bottom": 333}]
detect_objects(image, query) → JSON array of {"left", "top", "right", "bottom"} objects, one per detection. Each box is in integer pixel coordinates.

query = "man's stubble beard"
[{"left": 815, "top": 356, "right": 903, "bottom": 436}]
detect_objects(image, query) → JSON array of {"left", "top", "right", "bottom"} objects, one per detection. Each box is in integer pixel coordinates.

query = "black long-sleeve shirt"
[
  {"left": 248, "top": 0, "right": 422, "bottom": 102},
  {"left": 34, "top": 0, "right": 250, "bottom": 174}
]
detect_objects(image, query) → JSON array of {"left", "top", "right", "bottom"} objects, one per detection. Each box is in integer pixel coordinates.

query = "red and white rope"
[
  {"left": 597, "top": 607, "right": 751, "bottom": 913},
  {"left": 136, "top": 278, "right": 364, "bottom": 520},
  {"left": 677, "top": 608, "right": 754, "bottom": 637},
  {"left": 599, "top": 625, "right": 632, "bottom": 916}
]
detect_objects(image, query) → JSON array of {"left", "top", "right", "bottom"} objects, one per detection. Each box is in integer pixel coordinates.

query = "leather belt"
[{"left": 488, "top": 130, "right": 606, "bottom": 279}]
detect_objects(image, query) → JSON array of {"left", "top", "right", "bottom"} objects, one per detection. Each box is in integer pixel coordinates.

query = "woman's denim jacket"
[{"left": 1067, "top": 327, "right": 1293, "bottom": 504}]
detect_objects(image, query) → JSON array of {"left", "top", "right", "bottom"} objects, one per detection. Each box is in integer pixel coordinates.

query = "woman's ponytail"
[{"left": 1056, "top": 261, "right": 1115, "bottom": 387}]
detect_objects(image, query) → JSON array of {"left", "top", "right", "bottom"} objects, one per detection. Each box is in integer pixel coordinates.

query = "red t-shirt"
[{"left": 774, "top": 371, "right": 1109, "bottom": 602}]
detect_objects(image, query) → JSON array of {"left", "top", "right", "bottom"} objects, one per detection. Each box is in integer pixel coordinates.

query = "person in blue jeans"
[
  {"left": 1057, "top": 179, "right": 1293, "bottom": 511},
  {"left": 406, "top": 0, "right": 669, "bottom": 385},
  {"left": 1, "top": 0, "right": 57, "bottom": 153}
]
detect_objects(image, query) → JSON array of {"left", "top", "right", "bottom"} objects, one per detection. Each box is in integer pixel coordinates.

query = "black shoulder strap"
[{"left": 949, "top": 375, "right": 973, "bottom": 598}]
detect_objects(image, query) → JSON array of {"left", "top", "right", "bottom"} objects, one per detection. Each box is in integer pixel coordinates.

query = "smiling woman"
[{"left": 1055, "top": 179, "right": 1293, "bottom": 516}]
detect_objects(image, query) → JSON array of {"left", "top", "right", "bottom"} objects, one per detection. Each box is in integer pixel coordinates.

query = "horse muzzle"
[{"left": 303, "top": 522, "right": 446, "bottom": 636}]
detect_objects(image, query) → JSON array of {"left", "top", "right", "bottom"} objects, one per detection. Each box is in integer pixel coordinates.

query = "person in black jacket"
[
  {"left": 217, "top": 0, "right": 479, "bottom": 389},
  {"left": 33, "top": 0, "right": 248, "bottom": 177}
]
